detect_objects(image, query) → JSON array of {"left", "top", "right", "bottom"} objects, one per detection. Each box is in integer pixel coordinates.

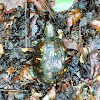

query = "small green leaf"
[{"left": 53, "top": 0, "right": 74, "bottom": 12}]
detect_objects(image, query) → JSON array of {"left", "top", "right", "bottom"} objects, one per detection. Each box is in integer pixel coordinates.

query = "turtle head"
[{"left": 44, "top": 21, "right": 54, "bottom": 38}]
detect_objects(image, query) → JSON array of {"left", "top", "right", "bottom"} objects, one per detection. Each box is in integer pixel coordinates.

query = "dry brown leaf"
[
  {"left": 90, "top": 19, "right": 100, "bottom": 33},
  {"left": 30, "top": 12, "right": 36, "bottom": 19},
  {"left": 0, "top": 0, "right": 25, "bottom": 11},
  {"left": 62, "top": 35, "right": 78, "bottom": 50},
  {"left": 5, "top": 30, "right": 10, "bottom": 40},
  {"left": 43, "top": 86, "right": 56, "bottom": 100},
  {"left": 57, "top": 29, "right": 63, "bottom": 39},
  {"left": 11, "top": 64, "right": 35, "bottom": 83},
  {"left": 6, "top": 67, "right": 16, "bottom": 75},
  {"left": 4, "top": 67, "right": 16, "bottom": 82},
  {"left": 0, "top": 4, "right": 5, "bottom": 22},
  {"left": 90, "top": 51, "right": 100, "bottom": 79},
  {"left": 49, "top": 0, "right": 55, "bottom": 10},
  {"left": 4, "top": 86, "right": 11, "bottom": 90},
  {"left": 30, "top": 89, "right": 42, "bottom": 100},
  {"left": 4, "top": 16, "right": 14, "bottom": 29},
  {"left": 93, "top": 75, "right": 100, "bottom": 82},
  {"left": 86, "top": 94, "right": 96, "bottom": 100},
  {"left": 27, "top": 0, "right": 48, "bottom": 19},
  {"left": 67, "top": 9, "right": 81, "bottom": 27},
  {"left": 47, "top": 86, "right": 56, "bottom": 99},
  {"left": 11, "top": 75, "right": 20, "bottom": 84},
  {"left": 74, "top": 94, "right": 83, "bottom": 100},
  {"left": 0, "top": 3, "right": 4, "bottom": 12},
  {"left": 21, "top": 47, "right": 34, "bottom": 52},
  {"left": 80, "top": 54, "right": 84, "bottom": 64},
  {"left": 0, "top": 14, "right": 3, "bottom": 22},
  {"left": 8, "top": 91, "right": 19, "bottom": 94},
  {"left": 20, "top": 65, "right": 34, "bottom": 81},
  {"left": 0, "top": 44, "right": 4, "bottom": 58},
  {"left": 62, "top": 81, "right": 70, "bottom": 91}
]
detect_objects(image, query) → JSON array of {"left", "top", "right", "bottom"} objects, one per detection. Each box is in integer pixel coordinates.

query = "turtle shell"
[{"left": 33, "top": 37, "right": 68, "bottom": 84}]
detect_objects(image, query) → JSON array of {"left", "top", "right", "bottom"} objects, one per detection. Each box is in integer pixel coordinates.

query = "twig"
[
  {"left": 0, "top": 89, "right": 28, "bottom": 92},
  {"left": 25, "top": 0, "right": 27, "bottom": 47},
  {"left": 0, "top": 35, "right": 1, "bottom": 44}
]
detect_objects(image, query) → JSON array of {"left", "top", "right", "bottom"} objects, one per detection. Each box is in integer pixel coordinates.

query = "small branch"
[{"left": 25, "top": 0, "right": 27, "bottom": 47}]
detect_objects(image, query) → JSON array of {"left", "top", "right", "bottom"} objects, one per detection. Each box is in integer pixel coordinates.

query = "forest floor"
[{"left": 0, "top": 0, "right": 100, "bottom": 100}]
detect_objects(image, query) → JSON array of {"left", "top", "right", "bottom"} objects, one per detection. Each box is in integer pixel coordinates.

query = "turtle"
[{"left": 32, "top": 21, "right": 68, "bottom": 85}]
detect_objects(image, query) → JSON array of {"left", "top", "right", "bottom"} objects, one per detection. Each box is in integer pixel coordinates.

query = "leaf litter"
[{"left": 0, "top": 0, "right": 100, "bottom": 100}]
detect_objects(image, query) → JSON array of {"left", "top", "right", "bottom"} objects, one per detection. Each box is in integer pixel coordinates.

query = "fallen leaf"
[
  {"left": 30, "top": 12, "right": 36, "bottom": 19},
  {"left": 4, "top": 16, "right": 14, "bottom": 29},
  {"left": 11, "top": 75, "right": 20, "bottom": 84},
  {"left": 74, "top": 94, "right": 83, "bottom": 100},
  {"left": 30, "top": 14, "right": 38, "bottom": 37},
  {"left": 27, "top": 0, "right": 48, "bottom": 19},
  {"left": 93, "top": 75, "right": 100, "bottom": 82},
  {"left": 62, "top": 35, "right": 78, "bottom": 50},
  {"left": 20, "top": 64, "right": 34, "bottom": 81},
  {"left": 0, "top": 3, "right": 4, "bottom": 12},
  {"left": 90, "top": 51, "right": 100, "bottom": 79},
  {"left": 8, "top": 91, "right": 19, "bottom": 94},
  {"left": 0, "top": 4, "right": 5, "bottom": 22},
  {"left": 49, "top": 0, "right": 55, "bottom": 10},
  {"left": 86, "top": 94, "right": 96, "bottom": 100},
  {"left": 30, "top": 89, "right": 42, "bottom": 100},
  {"left": 0, "top": 13, "right": 3, "bottom": 22},
  {"left": 43, "top": 86, "right": 56, "bottom": 100},
  {"left": 67, "top": 9, "right": 81, "bottom": 27},
  {"left": 0, "top": 0, "right": 25, "bottom": 11},
  {"left": 57, "top": 29, "right": 63, "bottom": 39},
  {"left": 62, "top": 81, "right": 70, "bottom": 91},
  {"left": 90, "top": 19, "right": 100, "bottom": 33},
  {"left": 11, "top": 64, "right": 34, "bottom": 84},
  {"left": 21, "top": 47, "right": 34, "bottom": 52},
  {"left": 6, "top": 67, "right": 16, "bottom": 75},
  {"left": 90, "top": 38, "right": 100, "bottom": 51},
  {"left": 80, "top": 54, "right": 84, "bottom": 64},
  {"left": 79, "top": 11, "right": 95, "bottom": 27},
  {"left": 0, "top": 44, "right": 4, "bottom": 58},
  {"left": 0, "top": 72, "right": 8, "bottom": 79},
  {"left": 4, "top": 67, "right": 16, "bottom": 81}
]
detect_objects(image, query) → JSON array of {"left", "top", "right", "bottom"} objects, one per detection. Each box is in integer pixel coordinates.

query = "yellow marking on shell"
[
  {"left": 40, "top": 47, "right": 43, "bottom": 52},
  {"left": 58, "top": 71, "right": 63, "bottom": 75},
  {"left": 56, "top": 64, "right": 58, "bottom": 68},
  {"left": 36, "top": 58, "right": 42, "bottom": 61},
  {"left": 64, "top": 68, "right": 67, "bottom": 72},
  {"left": 65, "top": 56, "right": 69, "bottom": 60},
  {"left": 54, "top": 52, "right": 57, "bottom": 56},
  {"left": 58, "top": 51, "right": 61, "bottom": 54},
  {"left": 57, "top": 29, "right": 63, "bottom": 39},
  {"left": 50, "top": 64, "right": 52, "bottom": 67},
  {"left": 63, "top": 48, "right": 65, "bottom": 51},
  {"left": 48, "top": 72, "right": 52, "bottom": 78},
  {"left": 51, "top": 81, "right": 54, "bottom": 84}
]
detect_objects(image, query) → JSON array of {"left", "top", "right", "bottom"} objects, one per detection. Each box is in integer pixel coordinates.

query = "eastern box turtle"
[{"left": 32, "top": 22, "right": 68, "bottom": 84}]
